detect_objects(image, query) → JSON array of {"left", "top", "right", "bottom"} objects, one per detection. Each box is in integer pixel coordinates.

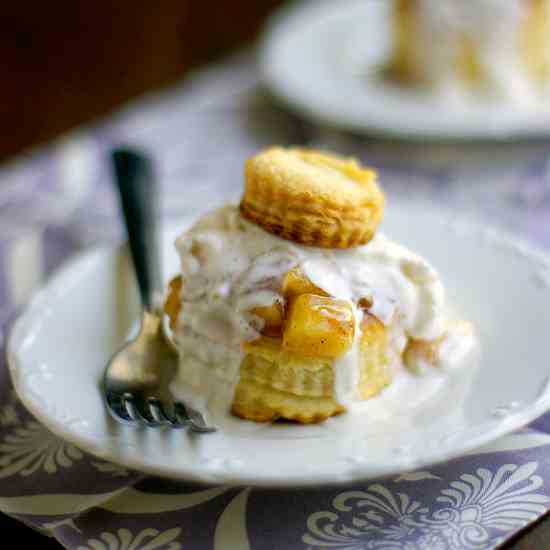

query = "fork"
[{"left": 103, "top": 147, "right": 215, "bottom": 432}]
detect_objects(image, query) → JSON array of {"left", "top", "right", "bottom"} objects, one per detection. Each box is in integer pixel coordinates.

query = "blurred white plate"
[
  {"left": 260, "top": 0, "right": 550, "bottom": 140},
  {"left": 7, "top": 202, "right": 550, "bottom": 487}
]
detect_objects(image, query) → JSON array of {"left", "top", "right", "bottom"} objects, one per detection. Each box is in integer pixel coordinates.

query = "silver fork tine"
[
  {"left": 147, "top": 398, "right": 179, "bottom": 427},
  {"left": 121, "top": 394, "right": 142, "bottom": 423},
  {"left": 187, "top": 407, "right": 216, "bottom": 433},
  {"left": 119, "top": 393, "right": 214, "bottom": 431},
  {"left": 121, "top": 394, "right": 162, "bottom": 427},
  {"left": 173, "top": 402, "right": 193, "bottom": 429},
  {"left": 105, "top": 392, "right": 133, "bottom": 424},
  {"left": 175, "top": 402, "right": 216, "bottom": 433}
]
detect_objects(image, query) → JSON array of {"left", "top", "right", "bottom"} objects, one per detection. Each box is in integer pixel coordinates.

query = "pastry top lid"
[{"left": 240, "top": 147, "right": 385, "bottom": 249}]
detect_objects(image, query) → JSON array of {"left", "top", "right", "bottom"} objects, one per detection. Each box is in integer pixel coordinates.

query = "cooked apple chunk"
[
  {"left": 282, "top": 266, "right": 328, "bottom": 301},
  {"left": 251, "top": 301, "right": 284, "bottom": 337},
  {"left": 283, "top": 294, "right": 354, "bottom": 358}
]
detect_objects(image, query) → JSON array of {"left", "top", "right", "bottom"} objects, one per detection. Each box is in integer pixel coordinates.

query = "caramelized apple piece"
[
  {"left": 252, "top": 302, "right": 284, "bottom": 337},
  {"left": 282, "top": 266, "right": 327, "bottom": 301},
  {"left": 164, "top": 275, "right": 183, "bottom": 330},
  {"left": 283, "top": 294, "right": 354, "bottom": 358}
]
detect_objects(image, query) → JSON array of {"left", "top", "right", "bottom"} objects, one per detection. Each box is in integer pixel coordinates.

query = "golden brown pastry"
[
  {"left": 240, "top": 147, "right": 384, "bottom": 249},
  {"left": 358, "top": 313, "right": 392, "bottom": 399},
  {"left": 233, "top": 337, "right": 345, "bottom": 423}
]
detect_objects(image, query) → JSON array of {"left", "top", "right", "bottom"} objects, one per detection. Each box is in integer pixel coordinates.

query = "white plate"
[
  {"left": 261, "top": 0, "right": 550, "bottom": 140},
  {"left": 7, "top": 202, "right": 550, "bottom": 487}
]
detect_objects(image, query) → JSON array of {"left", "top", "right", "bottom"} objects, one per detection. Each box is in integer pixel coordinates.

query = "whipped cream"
[
  {"left": 171, "top": 205, "right": 471, "bottom": 421},
  {"left": 411, "top": 0, "right": 550, "bottom": 104}
]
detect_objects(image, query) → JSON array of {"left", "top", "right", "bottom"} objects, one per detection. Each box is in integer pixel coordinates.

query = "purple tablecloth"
[{"left": 1, "top": 52, "right": 550, "bottom": 549}]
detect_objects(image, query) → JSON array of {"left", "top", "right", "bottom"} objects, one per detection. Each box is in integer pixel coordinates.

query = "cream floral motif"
[
  {"left": 303, "top": 462, "right": 550, "bottom": 550},
  {"left": 0, "top": 389, "right": 19, "bottom": 427},
  {"left": 76, "top": 527, "right": 182, "bottom": 550},
  {"left": 0, "top": 413, "right": 131, "bottom": 478},
  {"left": 0, "top": 420, "right": 83, "bottom": 478}
]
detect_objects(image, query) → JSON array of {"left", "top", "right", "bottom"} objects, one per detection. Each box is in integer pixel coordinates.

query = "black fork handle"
[{"left": 112, "top": 148, "right": 162, "bottom": 313}]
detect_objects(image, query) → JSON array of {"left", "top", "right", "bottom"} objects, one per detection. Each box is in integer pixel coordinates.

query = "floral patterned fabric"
[{"left": 1, "top": 52, "right": 550, "bottom": 549}]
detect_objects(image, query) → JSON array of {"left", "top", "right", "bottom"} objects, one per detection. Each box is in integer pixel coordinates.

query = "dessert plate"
[
  {"left": 7, "top": 202, "right": 550, "bottom": 487},
  {"left": 261, "top": 0, "right": 550, "bottom": 140}
]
